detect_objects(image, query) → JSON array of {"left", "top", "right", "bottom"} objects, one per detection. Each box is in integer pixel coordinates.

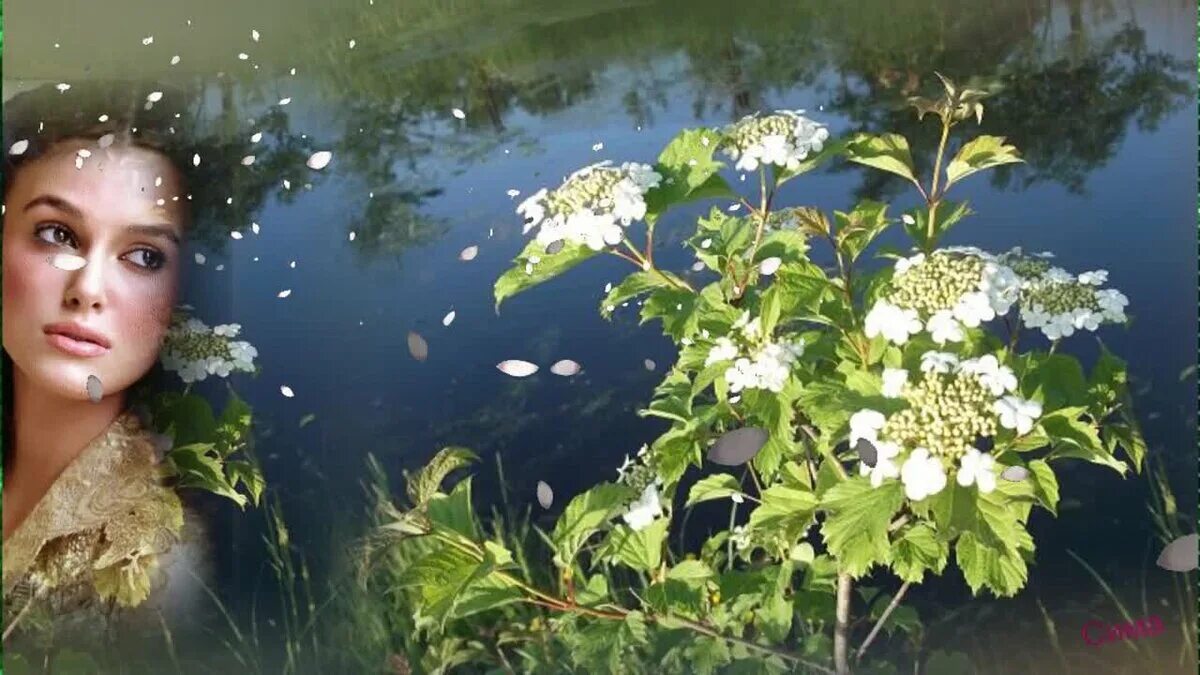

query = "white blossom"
[
  {"left": 881, "top": 368, "right": 908, "bottom": 398},
  {"left": 864, "top": 301, "right": 923, "bottom": 345},
  {"left": 994, "top": 396, "right": 1042, "bottom": 435},
  {"left": 859, "top": 440, "right": 902, "bottom": 488},
  {"left": 623, "top": 483, "right": 663, "bottom": 531},
  {"left": 900, "top": 448, "right": 948, "bottom": 501},
  {"left": 1077, "top": 270, "right": 1108, "bottom": 286},
  {"left": 952, "top": 291, "right": 996, "bottom": 328},
  {"left": 894, "top": 253, "right": 926, "bottom": 276},
  {"left": 705, "top": 337, "right": 740, "bottom": 366},
  {"left": 926, "top": 310, "right": 965, "bottom": 345},
  {"left": 956, "top": 447, "right": 997, "bottom": 493},
  {"left": 850, "top": 409, "right": 886, "bottom": 445},
  {"left": 920, "top": 351, "right": 960, "bottom": 374}
]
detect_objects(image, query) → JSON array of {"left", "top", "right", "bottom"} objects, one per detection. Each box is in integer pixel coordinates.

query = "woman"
[{"left": 1, "top": 82, "right": 217, "bottom": 665}]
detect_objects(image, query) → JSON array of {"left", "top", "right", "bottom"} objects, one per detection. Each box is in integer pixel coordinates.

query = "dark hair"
[{"left": 2, "top": 80, "right": 200, "bottom": 465}]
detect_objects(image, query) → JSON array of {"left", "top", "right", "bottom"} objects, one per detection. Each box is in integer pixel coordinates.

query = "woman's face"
[{"left": 3, "top": 138, "right": 187, "bottom": 403}]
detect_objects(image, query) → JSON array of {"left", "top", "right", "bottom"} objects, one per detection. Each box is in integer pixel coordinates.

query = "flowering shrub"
[
  {"left": 133, "top": 306, "right": 265, "bottom": 508},
  {"left": 375, "top": 74, "right": 1146, "bottom": 674}
]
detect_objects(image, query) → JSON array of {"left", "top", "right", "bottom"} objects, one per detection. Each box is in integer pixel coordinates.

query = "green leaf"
[
  {"left": 601, "top": 517, "right": 669, "bottom": 571},
  {"left": 834, "top": 200, "right": 890, "bottom": 262},
  {"left": 1025, "top": 354, "right": 1088, "bottom": 410},
  {"left": 667, "top": 559, "right": 716, "bottom": 586},
  {"left": 641, "top": 287, "right": 701, "bottom": 341},
  {"left": 686, "top": 474, "right": 743, "bottom": 507},
  {"left": 493, "top": 238, "right": 597, "bottom": 312},
  {"left": 153, "top": 392, "right": 218, "bottom": 447},
  {"left": 748, "top": 485, "right": 818, "bottom": 544},
  {"left": 891, "top": 522, "right": 949, "bottom": 583},
  {"left": 225, "top": 460, "right": 265, "bottom": 507},
  {"left": 645, "top": 128, "right": 731, "bottom": 223},
  {"left": 925, "top": 651, "right": 973, "bottom": 675},
  {"left": 819, "top": 478, "right": 904, "bottom": 578},
  {"left": 406, "top": 446, "right": 479, "bottom": 506},
  {"left": 955, "top": 529, "right": 1030, "bottom": 598},
  {"left": 843, "top": 133, "right": 919, "bottom": 186},
  {"left": 1026, "top": 459, "right": 1060, "bottom": 516},
  {"left": 552, "top": 483, "right": 634, "bottom": 566},
  {"left": 1104, "top": 422, "right": 1147, "bottom": 475},
  {"left": 601, "top": 270, "right": 688, "bottom": 320},
  {"left": 577, "top": 573, "right": 610, "bottom": 606},
  {"left": 647, "top": 579, "right": 705, "bottom": 618},
  {"left": 944, "top": 135, "right": 1023, "bottom": 189},
  {"left": 426, "top": 477, "right": 479, "bottom": 540},
  {"left": 687, "top": 636, "right": 733, "bottom": 675}
]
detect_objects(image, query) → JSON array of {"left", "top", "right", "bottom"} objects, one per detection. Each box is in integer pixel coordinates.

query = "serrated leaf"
[
  {"left": 600, "top": 518, "right": 669, "bottom": 571},
  {"left": 647, "top": 578, "right": 705, "bottom": 617},
  {"left": 944, "top": 135, "right": 1023, "bottom": 189},
  {"left": 748, "top": 485, "right": 818, "bottom": 544},
  {"left": 494, "top": 238, "right": 597, "bottom": 312},
  {"left": 426, "top": 477, "right": 479, "bottom": 540},
  {"left": 820, "top": 478, "right": 904, "bottom": 577},
  {"left": 552, "top": 483, "right": 634, "bottom": 566},
  {"left": 686, "top": 474, "right": 743, "bottom": 507},
  {"left": 406, "top": 446, "right": 479, "bottom": 506},
  {"left": 601, "top": 270, "right": 688, "bottom": 320},
  {"left": 225, "top": 460, "right": 265, "bottom": 507},
  {"left": 1026, "top": 459, "right": 1059, "bottom": 516},
  {"left": 667, "top": 559, "right": 716, "bottom": 585},
  {"left": 891, "top": 522, "right": 949, "bottom": 583},
  {"left": 844, "top": 133, "right": 919, "bottom": 185},
  {"left": 955, "top": 529, "right": 1030, "bottom": 597},
  {"left": 834, "top": 200, "right": 890, "bottom": 262},
  {"left": 645, "top": 128, "right": 732, "bottom": 223}
]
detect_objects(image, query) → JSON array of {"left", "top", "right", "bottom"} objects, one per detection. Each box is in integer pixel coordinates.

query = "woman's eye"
[
  {"left": 34, "top": 223, "right": 76, "bottom": 248},
  {"left": 124, "top": 248, "right": 167, "bottom": 270}
]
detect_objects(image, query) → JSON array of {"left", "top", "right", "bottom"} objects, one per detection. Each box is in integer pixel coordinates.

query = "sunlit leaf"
[{"left": 944, "top": 135, "right": 1023, "bottom": 189}]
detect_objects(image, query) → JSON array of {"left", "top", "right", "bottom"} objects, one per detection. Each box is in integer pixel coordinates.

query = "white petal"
[
  {"left": 9, "top": 139, "right": 29, "bottom": 155},
  {"left": 306, "top": 151, "right": 332, "bottom": 170},
  {"left": 550, "top": 359, "right": 582, "bottom": 376},
  {"left": 760, "top": 257, "right": 783, "bottom": 276},
  {"left": 459, "top": 245, "right": 479, "bottom": 261},
  {"left": 497, "top": 360, "right": 539, "bottom": 378},
  {"left": 452, "top": 108, "right": 466, "bottom": 119},
  {"left": 49, "top": 253, "right": 87, "bottom": 271},
  {"left": 280, "top": 386, "right": 295, "bottom": 398},
  {"left": 442, "top": 310, "right": 456, "bottom": 326},
  {"left": 278, "top": 289, "right": 292, "bottom": 298},
  {"left": 194, "top": 253, "right": 206, "bottom": 265}
]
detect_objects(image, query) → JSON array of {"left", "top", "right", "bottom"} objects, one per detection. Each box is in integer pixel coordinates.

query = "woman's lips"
[{"left": 45, "top": 332, "right": 111, "bottom": 357}]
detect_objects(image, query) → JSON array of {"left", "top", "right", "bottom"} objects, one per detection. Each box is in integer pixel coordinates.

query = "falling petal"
[
  {"left": 278, "top": 289, "right": 292, "bottom": 298},
  {"left": 592, "top": 142, "right": 604, "bottom": 151},
  {"left": 238, "top": 52, "right": 249, "bottom": 60},
  {"left": 1000, "top": 465, "right": 1029, "bottom": 482},
  {"left": 49, "top": 253, "right": 87, "bottom": 271},
  {"left": 251, "top": 29, "right": 261, "bottom": 41},
  {"left": 545, "top": 240, "right": 565, "bottom": 255},
  {"left": 146, "top": 91, "right": 163, "bottom": 103},
  {"left": 86, "top": 375, "right": 103, "bottom": 403},
  {"left": 241, "top": 155, "right": 256, "bottom": 166},
  {"left": 497, "top": 360, "right": 538, "bottom": 378},
  {"left": 691, "top": 261, "right": 705, "bottom": 272},
  {"left": 194, "top": 253, "right": 206, "bottom": 265},
  {"left": 193, "top": 153, "right": 201, "bottom": 167},
  {"left": 216, "top": 264, "right": 225, "bottom": 271},
  {"left": 279, "top": 97, "right": 291, "bottom": 105},
  {"left": 536, "top": 481, "right": 554, "bottom": 509},
  {"left": 306, "top": 151, "right": 332, "bottom": 170},
  {"left": 644, "top": 359, "right": 656, "bottom": 371},
  {"left": 760, "top": 257, "right": 782, "bottom": 276},
  {"left": 251, "top": 132, "right": 263, "bottom": 143},
  {"left": 700, "top": 239, "right": 712, "bottom": 249},
  {"left": 708, "top": 427, "right": 769, "bottom": 466},
  {"left": 9, "top": 139, "right": 29, "bottom": 155},
  {"left": 231, "top": 231, "right": 243, "bottom": 240},
  {"left": 348, "top": 39, "right": 356, "bottom": 49},
  {"left": 452, "top": 108, "right": 466, "bottom": 119},
  {"left": 459, "top": 245, "right": 479, "bottom": 261},
  {"left": 550, "top": 360, "right": 582, "bottom": 376},
  {"left": 298, "top": 413, "right": 317, "bottom": 428},
  {"left": 280, "top": 386, "right": 295, "bottom": 398},
  {"left": 56, "top": 83, "right": 71, "bottom": 92},
  {"left": 98, "top": 134, "right": 114, "bottom": 148},
  {"left": 855, "top": 438, "right": 878, "bottom": 468},
  {"left": 407, "top": 332, "right": 429, "bottom": 362},
  {"left": 728, "top": 204, "right": 741, "bottom": 212},
  {"left": 252, "top": 222, "right": 261, "bottom": 235},
  {"left": 442, "top": 311, "right": 456, "bottom": 327},
  {"left": 1156, "top": 534, "right": 1198, "bottom": 572},
  {"left": 142, "top": 36, "right": 154, "bottom": 45},
  {"left": 506, "top": 189, "right": 520, "bottom": 198},
  {"left": 170, "top": 55, "right": 181, "bottom": 65}
]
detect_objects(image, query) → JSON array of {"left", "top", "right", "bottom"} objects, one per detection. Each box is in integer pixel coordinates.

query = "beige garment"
[{"left": 3, "top": 410, "right": 208, "bottom": 639}]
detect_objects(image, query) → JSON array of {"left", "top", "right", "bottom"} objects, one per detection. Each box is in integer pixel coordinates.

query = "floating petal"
[
  {"left": 277, "top": 289, "right": 291, "bottom": 298},
  {"left": 442, "top": 310, "right": 456, "bottom": 327},
  {"left": 194, "top": 253, "right": 206, "bottom": 265},
  {"left": 407, "top": 331, "right": 429, "bottom": 362},
  {"left": 459, "top": 245, "right": 479, "bottom": 261},
  {"left": 536, "top": 481, "right": 554, "bottom": 509},
  {"left": 49, "top": 253, "right": 87, "bottom": 271},
  {"left": 550, "top": 359, "right": 581, "bottom": 376},
  {"left": 1156, "top": 534, "right": 1198, "bottom": 572},
  {"left": 280, "top": 386, "right": 295, "bottom": 398},
  {"left": 9, "top": 139, "right": 29, "bottom": 155},
  {"left": 86, "top": 375, "right": 103, "bottom": 403},
  {"left": 452, "top": 108, "right": 466, "bottom": 119},
  {"left": 1000, "top": 465, "right": 1029, "bottom": 482},
  {"left": 644, "top": 359, "right": 656, "bottom": 371},
  {"left": 708, "top": 427, "right": 769, "bottom": 466},
  {"left": 855, "top": 438, "right": 878, "bottom": 468},
  {"left": 497, "top": 360, "right": 538, "bottom": 378},
  {"left": 306, "top": 151, "right": 332, "bottom": 170}
]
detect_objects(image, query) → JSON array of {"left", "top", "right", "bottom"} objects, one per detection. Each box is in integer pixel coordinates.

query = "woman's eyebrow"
[
  {"left": 127, "top": 224, "right": 181, "bottom": 245},
  {"left": 23, "top": 194, "right": 82, "bottom": 219}
]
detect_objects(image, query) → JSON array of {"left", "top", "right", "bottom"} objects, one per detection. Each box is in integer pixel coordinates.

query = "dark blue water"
[{"left": 6, "top": 0, "right": 1196, "bottom": 672}]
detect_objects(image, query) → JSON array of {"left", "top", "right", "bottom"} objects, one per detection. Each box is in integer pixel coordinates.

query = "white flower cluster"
[
  {"left": 517, "top": 161, "right": 662, "bottom": 252},
  {"left": 851, "top": 351, "right": 1041, "bottom": 501},
  {"left": 616, "top": 445, "right": 664, "bottom": 532},
  {"left": 160, "top": 317, "right": 258, "bottom": 384},
  {"left": 704, "top": 311, "right": 805, "bottom": 395},
  {"left": 719, "top": 110, "right": 830, "bottom": 173},
  {"left": 865, "top": 248, "right": 1022, "bottom": 346},
  {"left": 996, "top": 249, "right": 1129, "bottom": 341}
]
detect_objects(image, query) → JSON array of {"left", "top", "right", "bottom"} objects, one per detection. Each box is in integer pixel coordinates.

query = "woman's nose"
[{"left": 63, "top": 256, "right": 107, "bottom": 310}]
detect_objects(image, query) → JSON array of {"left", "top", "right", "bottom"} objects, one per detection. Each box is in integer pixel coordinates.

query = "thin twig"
[
  {"left": 834, "top": 573, "right": 853, "bottom": 675},
  {"left": 855, "top": 581, "right": 912, "bottom": 661}
]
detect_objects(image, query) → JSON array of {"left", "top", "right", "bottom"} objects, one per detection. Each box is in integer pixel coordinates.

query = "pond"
[{"left": 4, "top": 0, "right": 1196, "bottom": 673}]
